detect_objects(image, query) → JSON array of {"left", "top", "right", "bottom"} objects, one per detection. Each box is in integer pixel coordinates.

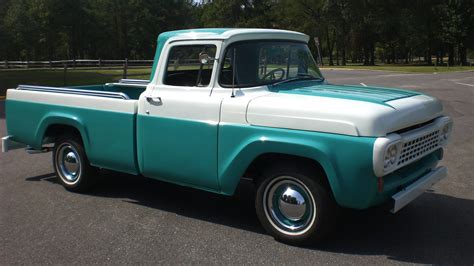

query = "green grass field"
[
  {"left": 0, "top": 67, "right": 152, "bottom": 97},
  {"left": 1, "top": 65, "right": 472, "bottom": 97}
]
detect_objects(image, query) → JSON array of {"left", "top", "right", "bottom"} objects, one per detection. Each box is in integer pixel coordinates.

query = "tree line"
[{"left": 0, "top": 0, "right": 473, "bottom": 66}]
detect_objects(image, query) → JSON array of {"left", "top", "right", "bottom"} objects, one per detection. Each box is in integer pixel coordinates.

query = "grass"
[
  {"left": 0, "top": 67, "right": 152, "bottom": 95},
  {"left": 1, "top": 64, "right": 472, "bottom": 96},
  {"left": 320, "top": 64, "right": 473, "bottom": 73}
]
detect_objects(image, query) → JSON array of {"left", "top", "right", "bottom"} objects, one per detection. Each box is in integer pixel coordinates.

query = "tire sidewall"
[
  {"left": 255, "top": 166, "right": 333, "bottom": 245},
  {"left": 53, "top": 136, "right": 93, "bottom": 191}
]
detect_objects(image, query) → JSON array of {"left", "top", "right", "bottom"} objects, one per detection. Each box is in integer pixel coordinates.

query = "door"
[{"left": 137, "top": 40, "right": 223, "bottom": 191}]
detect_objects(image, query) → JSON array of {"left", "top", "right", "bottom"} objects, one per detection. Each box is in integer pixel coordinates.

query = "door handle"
[{"left": 145, "top": 95, "right": 162, "bottom": 104}]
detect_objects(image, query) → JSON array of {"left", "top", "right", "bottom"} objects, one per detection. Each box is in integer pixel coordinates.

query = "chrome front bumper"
[
  {"left": 391, "top": 166, "right": 447, "bottom": 213},
  {"left": 2, "top": 135, "right": 26, "bottom": 153}
]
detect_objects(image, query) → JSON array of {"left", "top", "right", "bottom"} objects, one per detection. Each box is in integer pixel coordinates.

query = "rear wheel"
[
  {"left": 255, "top": 162, "right": 336, "bottom": 245},
  {"left": 53, "top": 135, "right": 97, "bottom": 192}
]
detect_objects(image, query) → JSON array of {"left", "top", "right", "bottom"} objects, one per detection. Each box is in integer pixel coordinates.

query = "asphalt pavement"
[{"left": 1, "top": 70, "right": 473, "bottom": 264}]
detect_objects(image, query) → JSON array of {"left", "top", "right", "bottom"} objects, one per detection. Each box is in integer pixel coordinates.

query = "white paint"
[
  {"left": 7, "top": 29, "right": 449, "bottom": 142},
  {"left": 216, "top": 86, "right": 271, "bottom": 125},
  {"left": 385, "top": 94, "right": 444, "bottom": 131},
  {"left": 166, "top": 29, "right": 308, "bottom": 44},
  {"left": 372, "top": 134, "right": 402, "bottom": 177},
  {"left": 5, "top": 28, "right": 454, "bottom": 181},
  {"left": 152, "top": 40, "right": 223, "bottom": 87},
  {"left": 150, "top": 30, "right": 308, "bottom": 85},
  {"left": 373, "top": 116, "right": 452, "bottom": 177},
  {"left": 142, "top": 40, "right": 223, "bottom": 123},
  {"left": 138, "top": 89, "right": 222, "bottom": 123},
  {"left": 245, "top": 92, "right": 444, "bottom": 137},
  {"left": 7, "top": 89, "right": 137, "bottom": 114}
]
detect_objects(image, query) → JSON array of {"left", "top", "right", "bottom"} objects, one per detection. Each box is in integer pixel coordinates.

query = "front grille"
[
  {"left": 393, "top": 119, "right": 436, "bottom": 134},
  {"left": 398, "top": 129, "right": 441, "bottom": 165}
]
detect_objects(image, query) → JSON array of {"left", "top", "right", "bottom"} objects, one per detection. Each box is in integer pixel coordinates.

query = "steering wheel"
[{"left": 261, "top": 68, "right": 286, "bottom": 81}]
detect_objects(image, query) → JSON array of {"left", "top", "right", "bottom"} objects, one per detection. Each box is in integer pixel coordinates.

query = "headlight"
[
  {"left": 384, "top": 144, "right": 398, "bottom": 169},
  {"left": 373, "top": 134, "right": 402, "bottom": 177},
  {"left": 441, "top": 123, "right": 451, "bottom": 141}
]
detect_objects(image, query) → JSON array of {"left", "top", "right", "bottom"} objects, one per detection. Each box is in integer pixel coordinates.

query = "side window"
[{"left": 164, "top": 45, "right": 217, "bottom": 87}]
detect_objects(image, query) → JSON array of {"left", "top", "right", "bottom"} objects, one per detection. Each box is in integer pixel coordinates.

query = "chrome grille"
[{"left": 398, "top": 130, "right": 440, "bottom": 165}]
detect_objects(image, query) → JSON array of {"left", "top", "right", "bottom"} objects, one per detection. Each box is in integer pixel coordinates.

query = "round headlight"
[
  {"left": 442, "top": 124, "right": 450, "bottom": 140},
  {"left": 384, "top": 144, "right": 398, "bottom": 168}
]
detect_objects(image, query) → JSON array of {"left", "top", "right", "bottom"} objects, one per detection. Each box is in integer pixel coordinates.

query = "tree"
[
  {"left": 324, "top": 0, "right": 350, "bottom": 65},
  {"left": 0, "top": 0, "right": 473, "bottom": 64}
]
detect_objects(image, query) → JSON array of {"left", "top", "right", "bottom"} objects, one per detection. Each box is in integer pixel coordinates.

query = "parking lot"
[{"left": 1, "top": 69, "right": 473, "bottom": 264}]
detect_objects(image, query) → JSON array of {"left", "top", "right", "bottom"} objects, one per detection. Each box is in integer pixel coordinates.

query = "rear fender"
[{"left": 35, "top": 112, "right": 90, "bottom": 152}]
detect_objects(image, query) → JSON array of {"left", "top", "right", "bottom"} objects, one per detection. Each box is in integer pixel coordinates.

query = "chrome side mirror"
[{"left": 199, "top": 52, "right": 214, "bottom": 64}]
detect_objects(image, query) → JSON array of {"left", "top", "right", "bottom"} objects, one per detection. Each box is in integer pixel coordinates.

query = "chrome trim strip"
[
  {"left": 2, "top": 135, "right": 26, "bottom": 153},
  {"left": 17, "top": 85, "right": 130, "bottom": 100},
  {"left": 391, "top": 166, "right": 447, "bottom": 213},
  {"left": 119, "top": 79, "right": 149, "bottom": 85}
]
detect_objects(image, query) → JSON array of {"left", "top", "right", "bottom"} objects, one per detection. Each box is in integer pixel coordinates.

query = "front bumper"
[
  {"left": 2, "top": 135, "right": 26, "bottom": 153},
  {"left": 391, "top": 166, "right": 447, "bottom": 213}
]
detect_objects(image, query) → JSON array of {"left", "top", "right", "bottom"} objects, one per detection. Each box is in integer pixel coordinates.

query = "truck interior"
[{"left": 163, "top": 44, "right": 216, "bottom": 87}]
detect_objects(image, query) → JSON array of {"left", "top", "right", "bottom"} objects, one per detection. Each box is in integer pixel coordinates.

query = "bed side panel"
[{"left": 6, "top": 89, "right": 139, "bottom": 175}]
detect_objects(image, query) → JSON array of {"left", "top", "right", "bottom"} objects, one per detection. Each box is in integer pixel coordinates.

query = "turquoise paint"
[
  {"left": 270, "top": 81, "right": 420, "bottom": 106},
  {"left": 6, "top": 99, "right": 139, "bottom": 175},
  {"left": 217, "top": 123, "right": 376, "bottom": 208},
  {"left": 69, "top": 84, "right": 146, "bottom": 100},
  {"left": 136, "top": 114, "right": 219, "bottom": 190},
  {"left": 68, "top": 85, "right": 105, "bottom": 91},
  {"left": 6, "top": 98, "right": 441, "bottom": 210},
  {"left": 217, "top": 123, "right": 441, "bottom": 209},
  {"left": 150, "top": 28, "right": 231, "bottom": 81},
  {"left": 373, "top": 149, "right": 442, "bottom": 205}
]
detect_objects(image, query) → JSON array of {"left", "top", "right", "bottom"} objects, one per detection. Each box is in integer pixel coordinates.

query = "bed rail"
[
  {"left": 118, "top": 79, "right": 149, "bottom": 85},
  {"left": 17, "top": 85, "right": 130, "bottom": 100}
]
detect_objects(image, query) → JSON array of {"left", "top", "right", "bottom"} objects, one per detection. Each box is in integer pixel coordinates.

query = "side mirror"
[{"left": 199, "top": 52, "right": 214, "bottom": 64}]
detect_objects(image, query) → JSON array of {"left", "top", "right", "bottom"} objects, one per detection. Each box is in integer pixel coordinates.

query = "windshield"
[{"left": 219, "top": 41, "right": 323, "bottom": 88}]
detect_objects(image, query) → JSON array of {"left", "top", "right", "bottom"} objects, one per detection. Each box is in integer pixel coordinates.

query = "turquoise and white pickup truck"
[{"left": 2, "top": 28, "right": 453, "bottom": 244}]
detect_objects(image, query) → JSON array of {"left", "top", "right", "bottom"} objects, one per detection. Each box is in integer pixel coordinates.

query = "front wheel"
[
  {"left": 255, "top": 163, "right": 336, "bottom": 245},
  {"left": 53, "top": 135, "right": 97, "bottom": 192}
]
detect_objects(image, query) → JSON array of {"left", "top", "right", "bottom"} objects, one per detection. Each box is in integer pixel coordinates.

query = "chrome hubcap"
[
  {"left": 263, "top": 176, "right": 316, "bottom": 235},
  {"left": 278, "top": 186, "right": 307, "bottom": 221},
  {"left": 56, "top": 144, "right": 81, "bottom": 184}
]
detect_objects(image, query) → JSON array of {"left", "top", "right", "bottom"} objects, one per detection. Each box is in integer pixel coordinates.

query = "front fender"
[
  {"left": 217, "top": 124, "right": 377, "bottom": 209},
  {"left": 219, "top": 135, "right": 338, "bottom": 194}
]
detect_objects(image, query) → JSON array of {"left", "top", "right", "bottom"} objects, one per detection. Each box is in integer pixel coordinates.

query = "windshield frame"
[{"left": 218, "top": 39, "right": 324, "bottom": 88}]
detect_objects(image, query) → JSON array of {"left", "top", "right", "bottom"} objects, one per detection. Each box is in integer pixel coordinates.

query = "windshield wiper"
[{"left": 271, "top": 73, "right": 324, "bottom": 86}]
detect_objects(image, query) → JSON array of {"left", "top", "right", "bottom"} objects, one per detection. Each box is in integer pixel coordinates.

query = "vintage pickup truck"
[{"left": 2, "top": 28, "right": 452, "bottom": 244}]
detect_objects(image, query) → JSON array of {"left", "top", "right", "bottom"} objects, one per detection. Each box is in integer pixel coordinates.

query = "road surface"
[{"left": 1, "top": 70, "right": 473, "bottom": 264}]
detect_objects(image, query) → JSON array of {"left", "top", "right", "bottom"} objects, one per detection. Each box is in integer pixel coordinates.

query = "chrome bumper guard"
[
  {"left": 2, "top": 135, "right": 26, "bottom": 153},
  {"left": 391, "top": 166, "right": 447, "bottom": 213}
]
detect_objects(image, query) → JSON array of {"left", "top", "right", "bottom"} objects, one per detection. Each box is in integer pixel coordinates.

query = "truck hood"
[{"left": 246, "top": 82, "right": 443, "bottom": 137}]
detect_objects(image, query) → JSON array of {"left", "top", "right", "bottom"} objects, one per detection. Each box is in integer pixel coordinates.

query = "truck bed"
[
  {"left": 67, "top": 79, "right": 149, "bottom": 100},
  {"left": 5, "top": 79, "right": 148, "bottom": 175}
]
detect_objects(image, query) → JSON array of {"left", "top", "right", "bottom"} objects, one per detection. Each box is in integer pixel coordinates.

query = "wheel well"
[
  {"left": 43, "top": 124, "right": 82, "bottom": 144},
  {"left": 243, "top": 153, "right": 333, "bottom": 194}
]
